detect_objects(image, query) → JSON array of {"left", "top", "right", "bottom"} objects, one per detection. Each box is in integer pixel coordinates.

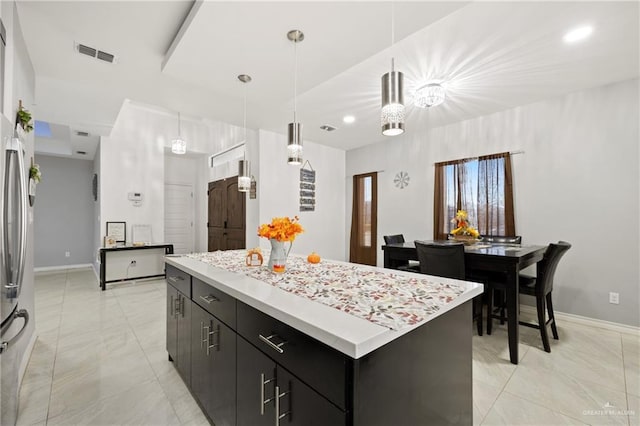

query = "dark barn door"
[{"left": 208, "top": 177, "right": 246, "bottom": 251}]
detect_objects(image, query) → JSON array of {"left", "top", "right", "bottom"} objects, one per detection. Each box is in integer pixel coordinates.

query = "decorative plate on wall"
[{"left": 394, "top": 171, "right": 410, "bottom": 189}]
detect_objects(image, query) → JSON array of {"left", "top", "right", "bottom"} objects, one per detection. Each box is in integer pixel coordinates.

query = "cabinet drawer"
[
  {"left": 166, "top": 264, "right": 191, "bottom": 297},
  {"left": 192, "top": 277, "right": 237, "bottom": 329},
  {"left": 237, "top": 301, "right": 347, "bottom": 410}
]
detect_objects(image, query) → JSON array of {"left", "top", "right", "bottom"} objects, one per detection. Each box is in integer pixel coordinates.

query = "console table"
[{"left": 99, "top": 244, "right": 174, "bottom": 290}]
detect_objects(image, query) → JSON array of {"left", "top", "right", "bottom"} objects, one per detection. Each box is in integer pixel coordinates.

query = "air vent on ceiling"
[
  {"left": 76, "top": 43, "right": 116, "bottom": 63},
  {"left": 320, "top": 124, "right": 337, "bottom": 132},
  {"left": 76, "top": 151, "right": 87, "bottom": 155},
  {"left": 75, "top": 131, "right": 90, "bottom": 137}
]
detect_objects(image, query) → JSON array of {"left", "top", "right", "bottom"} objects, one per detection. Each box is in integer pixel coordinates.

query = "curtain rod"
[
  {"left": 210, "top": 142, "right": 245, "bottom": 160},
  {"left": 433, "top": 150, "right": 524, "bottom": 165}
]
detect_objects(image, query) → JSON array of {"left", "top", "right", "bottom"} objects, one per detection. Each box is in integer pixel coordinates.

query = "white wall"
[
  {"left": 92, "top": 143, "right": 101, "bottom": 273},
  {"left": 347, "top": 78, "right": 639, "bottom": 327},
  {"left": 258, "top": 130, "right": 346, "bottom": 261},
  {"left": 33, "top": 155, "right": 94, "bottom": 267}
]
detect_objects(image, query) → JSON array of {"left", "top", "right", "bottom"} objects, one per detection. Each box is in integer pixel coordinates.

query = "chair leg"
[
  {"left": 486, "top": 289, "right": 493, "bottom": 335},
  {"left": 536, "top": 295, "right": 551, "bottom": 352},
  {"left": 546, "top": 293, "right": 559, "bottom": 340},
  {"left": 498, "top": 290, "right": 506, "bottom": 324}
]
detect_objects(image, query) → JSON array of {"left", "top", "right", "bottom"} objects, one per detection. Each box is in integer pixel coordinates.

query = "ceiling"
[{"left": 17, "top": 1, "right": 639, "bottom": 159}]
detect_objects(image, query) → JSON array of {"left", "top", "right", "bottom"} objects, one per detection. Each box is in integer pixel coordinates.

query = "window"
[{"left": 434, "top": 152, "right": 515, "bottom": 240}]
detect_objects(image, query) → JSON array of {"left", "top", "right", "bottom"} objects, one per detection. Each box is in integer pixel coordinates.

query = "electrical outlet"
[
  {"left": 609, "top": 292, "right": 619, "bottom": 304},
  {"left": 130, "top": 260, "right": 137, "bottom": 266},
  {"left": 65, "top": 251, "right": 70, "bottom": 258}
]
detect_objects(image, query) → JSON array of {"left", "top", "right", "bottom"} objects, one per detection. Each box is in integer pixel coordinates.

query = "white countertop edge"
[{"left": 165, "top": 256, "right": 483, "bottom": 359}]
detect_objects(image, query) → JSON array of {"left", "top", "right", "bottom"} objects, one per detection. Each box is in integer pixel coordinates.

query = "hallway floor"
[{"left": 16, "top": 268, "right": 640, "bottom": 425}]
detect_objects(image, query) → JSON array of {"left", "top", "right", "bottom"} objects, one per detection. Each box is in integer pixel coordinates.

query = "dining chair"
[
  {"left": 414, "top": 241, "right": 485, "bottom": 336},
  {"left": 384, "top": 234, "right": 420, "bottom": 272},
  {"left": 481, "top": 235, "right": 522, "bottom": 244},
  {"left": 487, "top": 241, "right": 571, "bottom": 352}
]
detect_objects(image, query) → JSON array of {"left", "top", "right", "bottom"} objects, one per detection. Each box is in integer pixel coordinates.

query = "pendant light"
[
  {"left": 238, "top": 74, "right": 251, "bottom": 192},
  {"left": 171, "top": 112, "right": 186, "bottom": 154},
  {"left": 287, "top": 29, "right": 304, "bottom": 165},
  {"left": 381, "top": 2, "right": 405, "bottom": 136}
]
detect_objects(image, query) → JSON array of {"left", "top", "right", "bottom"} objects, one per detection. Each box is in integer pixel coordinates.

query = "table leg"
[{"left": 506, "top": 266, "right": 519, "bottom": 364}]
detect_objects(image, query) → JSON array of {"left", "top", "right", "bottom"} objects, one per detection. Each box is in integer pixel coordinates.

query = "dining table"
[{"left": 382, "top": 240, "right": 547, "bottom": 364}]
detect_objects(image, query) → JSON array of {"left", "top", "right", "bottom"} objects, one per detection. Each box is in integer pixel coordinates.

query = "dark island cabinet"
[
  {"left": 166, "top": 272, "right": 191, "bottom": 385},
  {"left": 166, "top": 261, "right": 473, "bottom": 426},
  {"left": 237, "top": 337, "right": 345, "bottom": 426},
  {"left": 191, "top": 303, "right": 236, "bottom": 426}
]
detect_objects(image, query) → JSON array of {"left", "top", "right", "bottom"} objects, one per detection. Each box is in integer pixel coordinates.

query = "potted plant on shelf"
[{"left": 16, "top": 101, "right": 33, "bottom": 134}]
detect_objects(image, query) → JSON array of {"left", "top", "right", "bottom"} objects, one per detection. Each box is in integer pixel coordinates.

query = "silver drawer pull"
[
  {"left": 200, "top": 321, "right": 209, "bottom": 349},
  {"left": 275, "top": 385, "right": 291, "bottom": 426},
  {"left": 167, "top": 275, "right": 184, "bottom": 283},
  {"left": 207, "top": 324, "right": 220, "bottom": 354},
  {"left": 259, "top": 334, "right": 287, "bottom": 354},
  {"left": 260, "top": 373, "right": 275, "bottom": 415},
  {"left": 199, "top": 294, "right": 220, "bottom": 304}
]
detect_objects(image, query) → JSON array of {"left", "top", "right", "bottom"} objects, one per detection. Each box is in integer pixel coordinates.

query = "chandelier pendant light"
[
  {"left": 171, "top": 112, "right": 187, "bottom": 154},
  {"left": 414, "top": 83, "right": 446, "bottom": 108},
  {"left": 381, "top": 1, "right": 405, "bottom": 136},
  {"left": 287, "top": 29, "right": 304, "bottom": 165},
  {"left": 238, "top": 74, "right": 252, "bottom": 192}
]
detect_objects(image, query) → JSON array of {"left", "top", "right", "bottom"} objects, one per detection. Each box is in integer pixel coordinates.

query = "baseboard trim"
[
  {"left": 519, "top": 305, "right": 640, "bottom": 335},
  {"left": 34, "top": 264, "right": 93, "bottom": 272}
]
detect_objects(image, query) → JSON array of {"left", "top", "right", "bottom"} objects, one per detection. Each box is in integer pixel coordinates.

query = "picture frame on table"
[{"left": 106, "top": 221, "right": 126, "bottom": 244}]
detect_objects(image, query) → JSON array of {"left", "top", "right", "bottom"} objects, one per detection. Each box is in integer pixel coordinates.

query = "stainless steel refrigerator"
[{"left": 0, "top": 114, "right": 30, "bottom": 426}]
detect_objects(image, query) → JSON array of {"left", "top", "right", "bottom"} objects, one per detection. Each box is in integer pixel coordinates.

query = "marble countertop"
[{"left": 165, "top": 254, "right": 483, "bottom": 359}]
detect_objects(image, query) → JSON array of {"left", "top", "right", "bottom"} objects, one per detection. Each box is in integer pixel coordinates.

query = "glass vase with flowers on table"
[{"left": 382, "top": 210, "right": 545, "bottom": 364}]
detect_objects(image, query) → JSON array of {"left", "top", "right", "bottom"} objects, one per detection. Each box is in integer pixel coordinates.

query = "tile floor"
[{"left": 16, "top": 268, "right": 640, "bottom": 426}]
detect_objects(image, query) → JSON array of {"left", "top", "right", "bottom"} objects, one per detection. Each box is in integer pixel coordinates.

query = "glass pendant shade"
[
  {"left": 415, "top": 83, "right": 446, "bottom": 108},
  {"left": 238, "top": 159, "right": 251, "bottom": 192},
  {"left": 381, "top": 66, "right": 405, "bottom": 136},
  {"left": 171, "top": 138, "right": 186, "bottom": 154},
  {"left": 287, "top": 122, "right": 303, "bottom": 165}
]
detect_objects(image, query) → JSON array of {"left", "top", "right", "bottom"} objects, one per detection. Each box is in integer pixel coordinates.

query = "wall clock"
[{"left": 394, "top": 171, "right": 410, "bottom": 189}]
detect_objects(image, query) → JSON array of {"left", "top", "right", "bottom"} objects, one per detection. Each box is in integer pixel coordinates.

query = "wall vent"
[
  {"left": 75, "top": 131, "right": 90, "bottom": 137},
  {"left": 320, "top": 124, "right": 337, "bottom": 132},
  {"left": 76, "top": 42, "right": 116, "bottom": 63}
]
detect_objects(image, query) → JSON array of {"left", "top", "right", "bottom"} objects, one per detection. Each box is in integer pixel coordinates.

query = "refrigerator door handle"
[
  {"left": 0, "top": 309, "right": 29, "bottom": 354},
  {"left": 2, "top": 138, "right": 27, "bottom": 294},
  {"left": 14, "top": 139, "right": 28, "bottom": 293}
]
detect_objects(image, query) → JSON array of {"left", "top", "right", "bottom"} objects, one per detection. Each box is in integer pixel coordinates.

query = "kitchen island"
[{"left": 165, "top": 252, "right": 482, "bottom": 426}]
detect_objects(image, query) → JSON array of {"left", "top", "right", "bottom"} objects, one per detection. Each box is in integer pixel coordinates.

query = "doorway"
[
  {"left": 208, "top": 176, "right": 246, "bottom": 251},
  {"left": 164, "top": 183, "right": 195, "bottom": 254},
  {"left": 349, "top": 172, "right": 377, "bottom": 266}
]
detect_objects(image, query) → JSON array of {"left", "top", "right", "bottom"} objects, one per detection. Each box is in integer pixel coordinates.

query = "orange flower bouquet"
[
  {"left": 258, "top": 216, "right": 304, "bottom": 273},
  {"left": 450, "top": 210, "right": 480, "bottom": 239}
]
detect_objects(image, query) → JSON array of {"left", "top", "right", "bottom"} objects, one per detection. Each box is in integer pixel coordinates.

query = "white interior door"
[{"left": 164, "top": 183, "right": 194, "bottom": 254}]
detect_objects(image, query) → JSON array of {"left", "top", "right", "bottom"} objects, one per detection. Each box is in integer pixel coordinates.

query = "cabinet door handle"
[
  {"left": 199, "top": 294, "right": 220, "bottom": 304},
  {"left": 259, "top": 334, "right": 287, "bottom": 354},
  {"left": 260, "top": 373, "right": 275, "bottom": 415},
  {"left": 174, "top": 296, "right": 180, "bottom": 318},
  {"left": 275, "top": 385, "right": 291, "bottom": 426},
  {"left": 207, "top": 323, "right": 219, "bottom": 355},
  {"left": 167, "top": 275, "right": 184, "bottom": 284},
  {"left": 200, "top": 321, "right": 209, "bottom": 349}
]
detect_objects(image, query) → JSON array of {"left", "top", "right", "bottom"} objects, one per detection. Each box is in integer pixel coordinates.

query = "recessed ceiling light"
[
  {"left": 563, "top": 26, "right": 593, "bottom": 43},
  {"left": 343, "top": 115, "right": 355, "bottom": 124}
]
